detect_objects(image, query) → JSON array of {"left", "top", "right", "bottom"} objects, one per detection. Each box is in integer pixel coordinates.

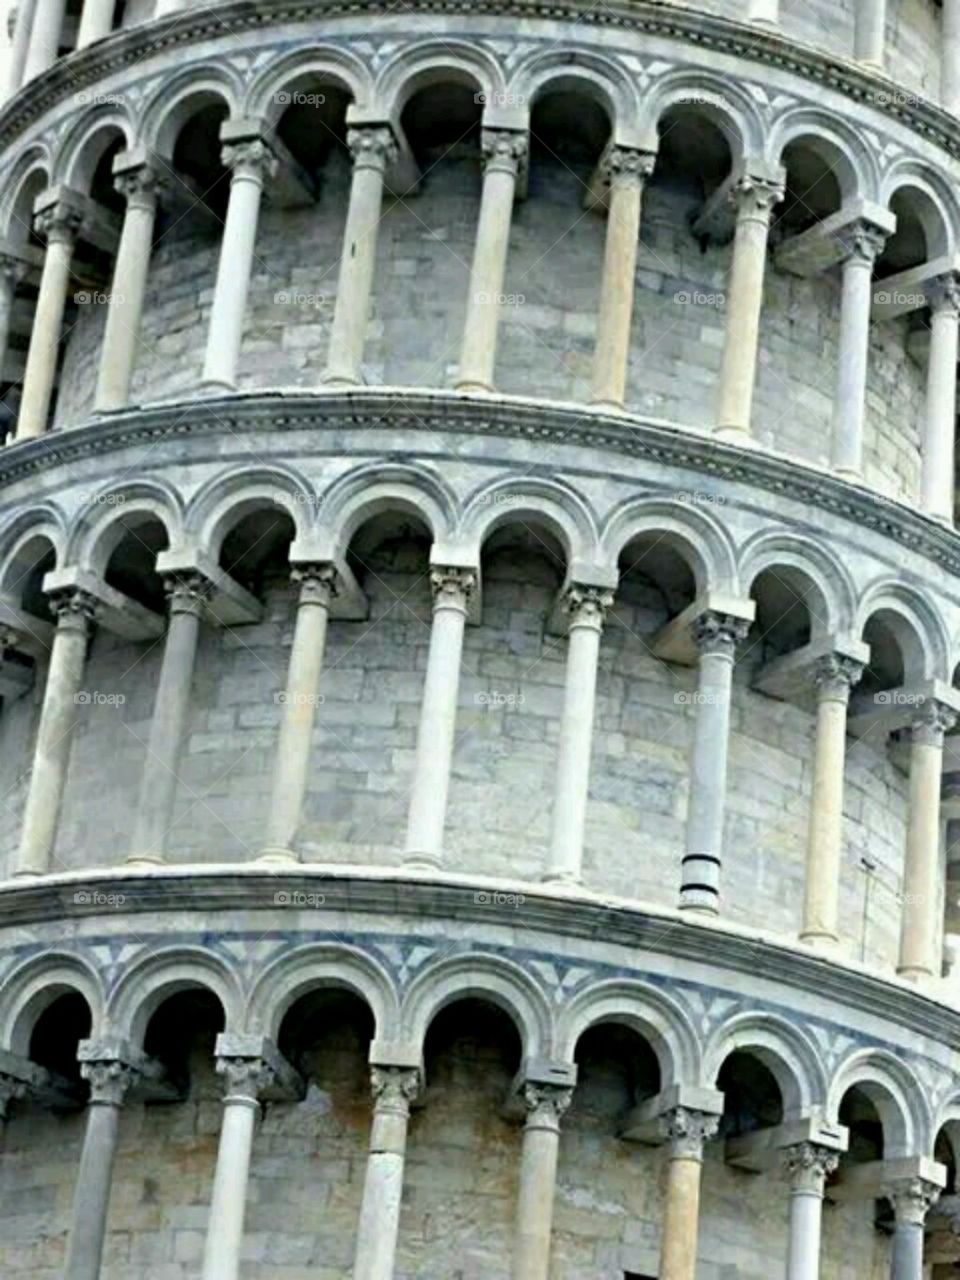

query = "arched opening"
[
  {"left": 218, "top": 503, "right": 296, "bottom": 599},
  {"left": 2, "top": 532, "right": 57, "bottom": 624},
  {"left": 170, "top": 102, "right": 231, "bottom": 220},
  {"left": 1, "top": 168, "right": 48, "bottom": 441},
  {"left": 102, "top": 513, "right": 170, "bottom": 612},
  {"left": 776, "top": 138, "right": 845, "bottom": 239},
  {"left": 859, "top": 610, "right": 914, "bottom": 699},
  {"left": 716, "top": 1050, "right": 785, "bottom": 1139},
  {"left": 142, "top": 987, "right": 225, "bottom": 1098},
  {"left": 748, "top": 565, "right": 820, "bottom": 664},
  {"left": 836, "top": 1083, "right": 889, "bottom": 1231},
  {"left": 28, "top": 991, "right": 92, "bottom": 1085}
]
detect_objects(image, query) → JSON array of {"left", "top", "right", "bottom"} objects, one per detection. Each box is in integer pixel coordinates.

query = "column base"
[
  {"left": 896, "top": 964, "right": 934, "bottom": 983},
  {"left": 540, "top": 870, "right": 582, "bottom": 888},
  {"left": 256, "top": 845, "right": 301, "bottom": 865},
  {"left": 714, "top": 423, "right": 754, "bottom": 445},
  {"left": 678, "top": 895, "right": 719, "bottom": 917},
  {"left": 402, "top": 851, "right": 443, "bottom": 873},
  {"left": 833, "top": 464, "right": 862, "bottom": 482},
  {"left": 125, "top": 853, "right": 167, "bottom": 868},
  {"left": 321, "top": 372, "right": 362, "bottom": 389},
  {"left": 798, "top": 928, "right": 840, "bottom": 949},
  {"left": 198, "top": 380, "right": 236, "bottom": 396},
  {"left": 455, "top": 379, "right": 495, "bottom": 395},
  {"left": 11, "top": 865, "right": 42, "bottom": 878}
]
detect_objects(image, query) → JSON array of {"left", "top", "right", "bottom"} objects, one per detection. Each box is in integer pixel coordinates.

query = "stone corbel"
[
  {"left": 650, "top": 592, "right": 755, "bottom": 667},
  {"left": 619, "top": 1082, "right": 724, "bottom": 1144},
  {"left": 0, "top": 1045, "right": 82, "bottom": 1112},
  {"left": 775, "top": 198, "right": 896, "bottom": 278},
  {"left": 502, "top": 1058, "right": 577, "bottom": 1122},
  {"left": 724, "top": 1109, "right": 848, "bottom": 1172},
  {"left": 691, "top": 157, "right": 786, "bottom": 245},
  {"left": 77, "top": 1036, "right": 179, "bottom": 1102},
  {"left": 153, "top": 548, "right": 261, "bottom": 627},
  {"left": 41, "top": 565, "right": 165, "bottom": 642},
  {"left": 752, "top": 633, "right": 870, "bottom": 705},
  {"left": 213, "top": 1032, "right": 304, "bottom": 1102},
  {"left": 846, "top": 679, "right": 960, "bottom": 740},
  {"left": 829, "top": 1154, "right": 947, "bottom": 1204}
]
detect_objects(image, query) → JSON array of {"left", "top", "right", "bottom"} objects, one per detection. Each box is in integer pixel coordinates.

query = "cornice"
[
  {"left": 1, "top": 864, "right": 958, "bottom": 1048},
  {"left": 2, "top": 387, "right": 957, "bottom": 580},
  {"left": 0, "top": 0, "right": 957, "bottom": 160}
]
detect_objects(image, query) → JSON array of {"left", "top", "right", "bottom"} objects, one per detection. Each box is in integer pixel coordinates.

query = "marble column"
[
  {"left": 128, "top": 573, "right": 210, "bottom": 865},
  {"left": 201, "top": 138, "right": 276, "bottom": 393},
  {"left": 680, "top": 612, "right": 750, "bottom": 914},
  {"left": 403, "top": 567, "right": 475, "bottom": 869},
  {"left": 898, "top": 700, "right": 956, "bottom": 980},
  {"left": 715, "top": 174, "right": 783, "bottom": 440},
  {"left": 23, "top": 0, "right": 65, "bottom": 81},
  {"left": 94, "top": 163, "right": 163, "bottom": 413},
  {"left": 800, "top": 655, "right": 863, "bottom": 947},
  {"left": 830, "top": 222, "right": 887, "bottom": 478},
  {"left": 324, "top": 126, "right": 398, "bottom": 387},
  {"left": 945, "top": 0, "right": 960, "bottom": 115},
  {"left": 856, "top": 0, "right": 888, "bottom": 67},
  {"left": 0, "top": 253, "right": 27, "bottom": 394},
  {"left": 783, "top": 1143, "right": 840, "bottom": 1280},
  {"left": 200, "top": 1057, "right": 275, "bottom": 1280},
  {"left": 920, "top": 275, "right": 960, "bottom": 523},
  {"left": 14, "top": 588, "right": 96, "bottom": 876},
  {"left": 352, "top": 1067, "right": 421, "bottom": 1280},
  {"left": 658, "top": 1108, "right": 719, "bottom": 1280},
  {"left": 747, "top": 0, "right": 779, "bottom": 23},
  {"left": 590, "top": 148, "right": 656, "bottom": 410},
  {"left": 544, "top": 584, "right": 614, "bottom": 884},
  {"left": 16, "top": 200, "right": 83, "bottom": 441},
  {"left": 5, "top": 0, "right": 38, "bottom": 97},
  {"left": 886, "top": 1178, "right": 940, "bottom": 1280},
  {"left": 64, "top": 1060, "right": 138, "bottom": 1280},
  {"left": 456, "top": 128, "right": 528, "bottom": 394},
  {"left": 512, "top": 1083, "right": 573, "bottom": 1280},
  {"left": 261, "top": 564, "right": 337, "bottom": 862},
  {"left": 75, "top": 0, "right": 114, "bottom": 48}
]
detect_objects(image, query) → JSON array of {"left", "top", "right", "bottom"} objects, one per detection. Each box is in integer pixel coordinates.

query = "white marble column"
[
  {"left": 23, "top": 0, "right": 65, "bottom": 81},
  {"left": 886, "top": 1178, "right": 940, "bottom": 1280},
  {"left": 324, "top": 126, "right": 398, "bottom": 388},
  {"left": 658, "top": 1108, "right": 719, "bottom": 1280},
  {"left": 200, "top": 1056, "right": 276, "bottom": 1280},
  {"left": 128, "top": 572, "right": 210, "bottom": 865},
  {"left": 261, "top": 564, "right": 337, "bottom": 862},
  {"left": 352, "top": 1066, "right": 421, "bottom": 1280},
  {"left": 201, "top": 138, "right": 276, "bottom": 393},
  {"left": 747, "top": 0, "right": 779, "bottom": 23},
  {"left": 75, "top": 0, "right": 113, "bottom": 48},
  {"left": 920, "top": 275, "right": 960, "bottom": 523},
  {"left": 856, "top": 0, "right": 888, "bottom": 67},
  {"left": 0, "top": 253, "right": 27, "bottom": 394},
  {"left": 800, "top": 655, "right": 863, "bottom": 947},
  {"left": 590, "top": 148, "right": 656, "bottom": 411},
  {"left": 898, "top": 700, "right": 955, "bottom": 980},
  {"left": 680, "top": 612, "right": 750, "bottom": 914},
  {"left": 16, "top": 199, "right": 83, "bottom": 441},
  {"left": 64, "top": 1059, "right": 138, "bottom": 1280},
  {"left": 830, "top": 222, "right": 887, "bottom": 478},
  {"left": 403, "top": 567, "right": 475, "bottom": 869},
  {"left": 14, "top": 588, "right": 96, "bottom": 876},
  {"left": 544, "top": 584, "right": 613, "bottom": 884},
  {"left": 5, "top": 0, "right": 38, "bottom": 98},
  {"left": 783, "top": 1143, "right": 840, "bottom": 1280},
  {"left": 94, "top": 162, "right": 162, "bottom": 413},
  {"left": 945, "top": 0, "right": 960, "bottom": 115},
  {"left": 512, "top": 1083, "right": 573, "bottom": 1280},
  {"left": 715, "top": 174, "right": 783, "bottom": 440},
  {"left": 456, "top": 129, "right": 528, "bottom": 394}
]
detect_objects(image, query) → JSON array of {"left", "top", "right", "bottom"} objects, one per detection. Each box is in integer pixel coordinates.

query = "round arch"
[
  {"left": 318, "top": 462, "right": 457, "bottom": 561},
  {"left": 244, "top": 45, "right": 372, "bottom": 125},
  {"left": 768, "top": 109, "right": 875, "bottom": 203},
  {"left": 55, "top": 110, "right": 133, "bottom": 193},
  {"left": 185, "top": 465, "right": 315, "bottom": 562},
  {"left": 0, "top": 952, "right": 105, "bottom": 1055},
  {"left": 141, "top": 70, "right": 241, "bottom": 157},
  {"left": 739, "top": 530, "right": 857, "bottom": 639},
  {"left": 106, "top": 947, "right": 243, "bottom": 1047},
  {"left": 66, "top": 479, "right": 185, "bottom": 576},
  {"left": 857, "top": 580, "right": 950, "bottom": 683},
  {"left": 460, "top": 476, "right": 598, "bottom": 570},
  {"left": 600, "top": 496, "right": 738, "bottom": 596},
  {"left": 375, "top": 41, "right": 505, "bottom": 119},
  {"left": 827, "top": 1049, "right": 926, "bottom": 1158},
  {"left": 702, "top": 1013, "right": 828, "bottom": 1121}
]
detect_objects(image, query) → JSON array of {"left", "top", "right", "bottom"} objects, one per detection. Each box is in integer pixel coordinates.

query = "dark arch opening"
[
  {"left": 571, "top": 1022, "right": 661, "bottom": 1122},
  {"left": 274, "top": 79, "right": 351, "bottom": 188},
  {"left": 654, "top": 107, "right": 734, "bottom": 208},
  {"left": 749, "top": 566, "right": 815, "bottom": 661},
  {"left": 172, "top": 103, "right": 231, "bottom": 221},
  {"left": 717, "top": 1050, "right": 784, "bottom": 1138},
  {"left": 103, "top": 515, "right": 170, "bottom": 612},
  {"left": 219, "top": 505, "right": 296, "bottom": 598},
  {"left": 29, "top": 992, "right": 92, "bottom": 1085},
  {"left": 617, "top": 533, "right": 697, "bottom": 630},
  {"left": 143, "top": 988, "right": 225, "bottom": 1098},
  {"left": 277, "top": 987, "right": 375, "bottom": 1081},
  {"left": 778, "top": 139, "right": 843, "bottom": 239}
]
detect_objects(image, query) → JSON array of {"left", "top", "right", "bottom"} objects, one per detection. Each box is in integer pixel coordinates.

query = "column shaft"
[
  {"left": 830, "top": 226, "right": 886, "bottom": 477},
  {"left": 715, "top": 176, "right": 782, "bottom": 439},
  {"left": 512, "top": 1085, "right": 571, "bottom": 1280},
  {"left": 856, "top": 0, "right": 888, "bottom": 65},
  {"left": 783, "top": 1144, "right": 839, "bottom": 1280},
  {"left": 16, "top": 205, "right": 81, "bottom": 441},
  {"left": 75, "top": 0, "right": 114, "bottom": 48},
  {"left": 898, "top": 702, "right": 954, "bottom": 979},
  {"left": 747, "top": 0, "right": 779, "bottom": 23},
  {"left": 201, "top": 139, "right": 275, "bottom": 392},
  {"left": 23, "top": 0, "right": 65, "bottom": 81},
  {"left": 680, "top": 613, "right": 749, "bottom": 914},
  {"left": 324, "top": 127, "right": 397, "bottom": 387},
  {"left": 945, "top": 0, "right": 960, "bottom": 114},
  {"left": 14, "top": 590, "right": 95, "bottom": 876},
  {"left": 456, "top": 130, "right": 526, "bottom": 393},
  {"left": 262, "top": 565, "right": 336, "bottom": 860},
  {"left": 403, "top": 567, "right": 474, "bottom": 868},
  {"left": 352, "top": 1067, "right": 420, "bottom": 1280},
  {"left": 201, "top": 1087, "right": 261, "bottom": 1280},
  {"left": 658, "top": 1109, "right": 718, "bottom": 1280},
  {"left": 129, "top": 574, "right": 208, "bottom": 864},
  {"left": 920, "top": 278, "right": 960, "bottom": 523},
  {"left": 94, "top": 167, "right": 160, "bottom": 412},
  {"left": 545, "top": 585, "right": 612, "bottom": 884},
  {"left": 5, "top": 0, "right": 38, "bottom": 97},
  {"left": 886, "top": 1178, "right": 940, "bottom": 1280},
  {"left": 801, "top": 657, "right": 862, "bottom": 945},
  {"left": 590, "top": 150, "right": 655, "bottom": 410}
]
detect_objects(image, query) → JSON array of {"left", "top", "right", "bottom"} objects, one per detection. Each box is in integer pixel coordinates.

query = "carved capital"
[
  {"left": 48, "top": 587, "right": 98, "bottom": 633},
  {"left": 659, "top": 1106, "right": 720, "bottom": 1160},
  {"left": 370, "top": 1066, "right": 421, "bottom": 1114},
  {"left": 563, "top": 583, "right": 615, "bottom": 630},
  {"left": 928, "top": 272, "right": 960, "bottom": 318},
  {"left": 216, "top": 1056, "right": 276, "bottom": 1102},
  {"left": 291, "top": 562, "right": 338, "bottom": 608},
  {"left": 34, "top": 202, "right": 84, "bottom": 245},
  {"left": 521, "top": 1082, "right": 573, "bottom": 1131},
  {"left": 0, "top": 251, "right": 29, "bottom": 289},
  {"left": 732, "top": 173, "right": 784, "bottom": 223},
  {"left": 430, "top": 566, "right": 477, "bottom": 611},
  {"left": 814, "top": 653, "right": 864, "bottom": 702},
  {"left": 481, "top": 129, "right": 529, "bottom": 175},
  {"left": 835, "top": 220, "right": 888, "bottom": 267},
  {"left": 222, "top": 138, "right": 278, "bottom": 183},
  {"left": 81, "top": 1058, "right": 139, "bottom": 1106},
  {"left": 783, "top": 1142, "right": 840, "bottom": 1194},
  {"left": 347, "top": 126, "right": 398, "bottom": 172},
  {"left": 163, "top": 571, "right": 213, "bottom": 618},
  {"left": 601, "top": 146, "right": 657, "bottom": 188},
  {"left": 114, "top": 163, "right": 165, "bottom": 211},
  {"left": 911, "top": 698, "right": 957, "bottom": 747},
  {"left": 885, "top": 1176, "right": 941, "bottom": 1226},
  {"left": 691, "top": 610, "right": 750, "bottom": 659}
]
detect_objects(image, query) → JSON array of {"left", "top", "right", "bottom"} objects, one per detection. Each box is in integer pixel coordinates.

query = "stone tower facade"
[{"left": 1, "top": 1, "right": 960, "bottom": 1278}]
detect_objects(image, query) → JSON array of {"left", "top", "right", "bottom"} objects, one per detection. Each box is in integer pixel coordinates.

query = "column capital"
[
  {"left": 691, "top": 609, "right": 751, "bottom": 659},
  {"left": 732, "top": 172, "right": 785, "bottom": 223},
  {"left": 658, "top": 1106, "right": 720, "bottom": 1160},
  {"left": 216, "top": 1055, "right": 277, "bottom": 1103},
  {"left": 834, "top": 219, "right": 889, "bottom": 267},
  {"left": 928, "top": 271, "right": 960, "bottom": 317},
  {"left": 782, "top": 1141, "right": 840, "bottom": 1193},
  {"left": 346, "top": 125, "right": 399, "bottom": 173},
  {"left": 34, "top": 197, "right": 85, "bottom": 246},
  {"left": 814, "top": 652, "right": 864, "bottom": 701},
  {"left": 0, "top": 250, "right": 29, "bottom": 288},
  {"left": 162, "top": 570, "right": 214, "bottom": 618},
  {"left": 370, "top": 1064, "right": 422, "bottom": 1115},
  {"left": 912, "top": 697, "right": 958, "bottom": 746},
  {"left": 114, "top": 161, "right": 166, "bottom": 212},
  {"left": 81, "top": 1058, "right": 140, "bottom": 1106},
  {"left": 291, "top": 561, "right": 338, "bottom": 606},
  {"left": 47, "top": 586, "right": 98, "bottom": 633},
  {"left": 221, "top": 136, "right": 279, "bottom": 183},
  {"left": 562, "top": 582, "right": 615, "bottom": 630},
  {"left": 885, "top": 1175, "right": 941, "bottom": 1226},
  {"left": 600, "top": 146, "right": 657, "bottom": 189},
  {"left": 520, "top": 1081, "right": 574, "bottom": 1133},
  {"left": 430, "top": 565, "right": 477, "bottom": 611},
  {"left": 481, "top": 128, "right": 529, "bottom": 175}
]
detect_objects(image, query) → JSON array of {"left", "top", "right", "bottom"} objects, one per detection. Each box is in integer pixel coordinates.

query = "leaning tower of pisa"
[{"left": 5, "top": 0, "right": 960, "bottom": 1277}]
